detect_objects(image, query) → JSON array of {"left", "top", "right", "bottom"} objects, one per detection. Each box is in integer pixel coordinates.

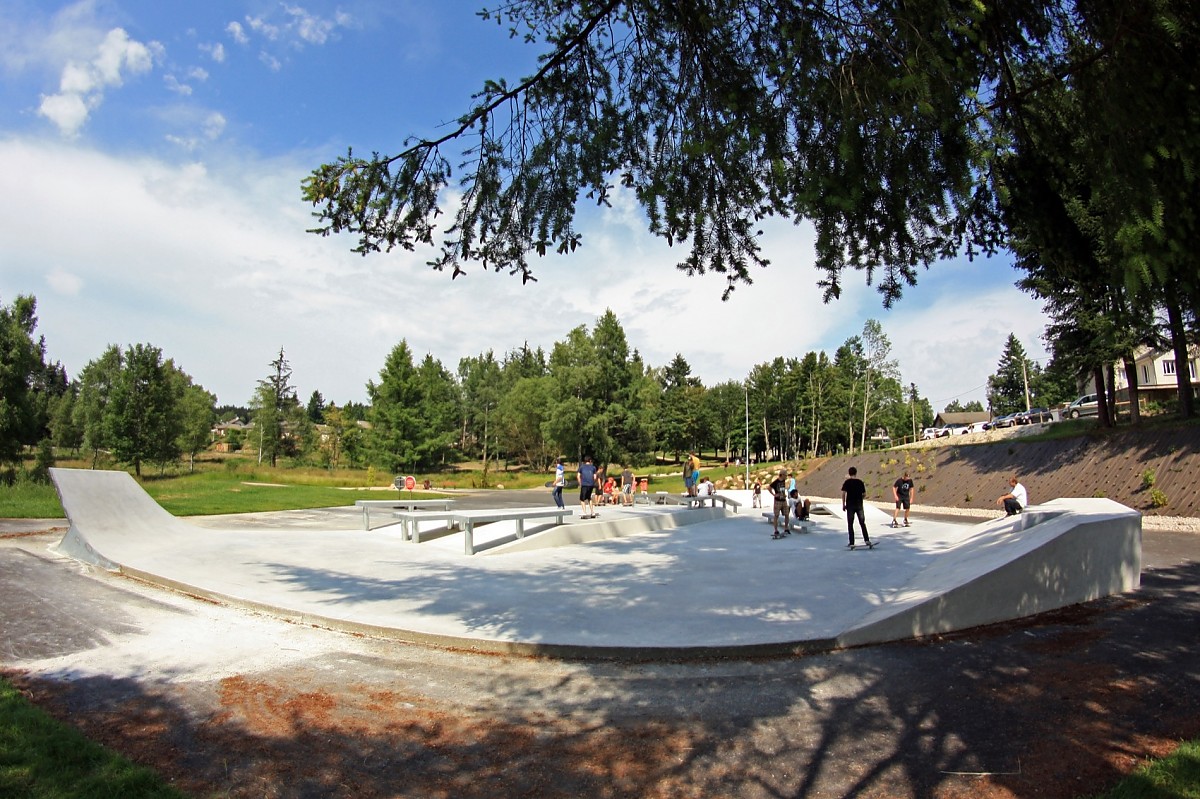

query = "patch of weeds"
[
  {"left": 1149, "top": 488, "right": 1168, "bottom": 508},
  {"left": 915, "top": 463, "right": 926, "bottom": 472},
  {"left": 1093, "top": 489, "right": 1108, "bottom": 498},
  {"left": 1141, "top": 468, "right": 1157, "bottom": 489},
  {"left": 964, "top": 492, "right": 973, "bottom": 503}
]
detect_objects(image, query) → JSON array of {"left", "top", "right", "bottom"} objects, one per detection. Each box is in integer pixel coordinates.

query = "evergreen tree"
[
  {"left": 306, "top": 390, "right": 326, "bottom": 423},
  {"left": 987, "top": 335, "right": 1032, "bottom": 416}
]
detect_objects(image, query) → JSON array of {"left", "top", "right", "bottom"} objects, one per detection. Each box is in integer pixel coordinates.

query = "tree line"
[
  {"left": 0, "top": 291, "right": 1165, "bottom": 484},
  {"left": 0, "top": 297, "right": 960, "bottom": 480}
]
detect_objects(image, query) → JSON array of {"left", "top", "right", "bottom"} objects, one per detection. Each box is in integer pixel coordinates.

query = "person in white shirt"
[
  {"left": 697, "top": 477, "right": 715, "bottom": 505},
  {"left": 996, "top": 476, "right": 1028, "bottom": 516}
]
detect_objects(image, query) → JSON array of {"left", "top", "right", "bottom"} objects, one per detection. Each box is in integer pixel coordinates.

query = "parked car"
[
  {"left": 921, "top": 427, "right": 939, "bottom": 441},
  {"left": 1016, "top": 407, "right": 1051, "bottom": 425},
  {"left": 990, "top": 413, "right": 1018, "bottom": 429},
  {"left": 1066, "top": 393, "right": 1099, "bottom": 419},
  {"left": 939, "top": 423, "right": 968, "bottom": 436},
  {"left": 966, "top": 421, "right": 989, "bottom": 434}
]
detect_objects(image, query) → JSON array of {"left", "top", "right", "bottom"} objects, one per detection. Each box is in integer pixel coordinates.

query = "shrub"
[
  {"left": 1141, "top": 468, "right": 1156, "bottom": 489},
  {"left": 1149, "top": 488, "right": 1168, "bottom": 508}
]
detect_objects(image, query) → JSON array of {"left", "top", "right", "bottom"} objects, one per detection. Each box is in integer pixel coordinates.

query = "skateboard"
[
  {"left": 889, "top": 521, "right": 912, "bottom": 528},
  {"left": 846, "top": 541, "right": 878, "bottom": 550}
]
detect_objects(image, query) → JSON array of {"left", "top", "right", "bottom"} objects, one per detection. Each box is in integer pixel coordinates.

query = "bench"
[
  {"left": 393, "top": 506, "right": 573, "bottom": 554},
  {"left": 761, "top": 511, "right": 810, "bottom": 532},
  {"left": 355, "top": 498, "right": 456, "bottom": 530},
  {"left": 662, "top": 493, "right": 741, "bottom": 512}
]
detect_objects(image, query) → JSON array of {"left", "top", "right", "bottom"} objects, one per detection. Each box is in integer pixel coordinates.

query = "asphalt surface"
[{"left": 2, "top": 505, "right": 1198, "bottom": 798}]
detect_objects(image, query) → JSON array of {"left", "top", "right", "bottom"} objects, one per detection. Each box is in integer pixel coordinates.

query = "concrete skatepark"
[{"left": 48, "top": 467, "right": 1143, "bottom": 659}]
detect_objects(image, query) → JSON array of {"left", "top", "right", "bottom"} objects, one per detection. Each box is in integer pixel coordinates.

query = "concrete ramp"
[
  {"left": 50, "top": 468, "right": 188, "bottom": 570},
  {"left": 837, "top": 499, "right": 1142, "bottom": 648}
]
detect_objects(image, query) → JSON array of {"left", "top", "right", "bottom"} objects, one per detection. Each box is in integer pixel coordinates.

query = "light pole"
[{"left": 744, "top": 381, "right": 750, "bottom": 488}]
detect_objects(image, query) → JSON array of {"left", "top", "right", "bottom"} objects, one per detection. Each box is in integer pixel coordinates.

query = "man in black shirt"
[
  {"left": 892, "top": 471, "right": 915, "bottom": 527},
  {"left": 840, "top": 466, "right": 872, "bottom": 548}
]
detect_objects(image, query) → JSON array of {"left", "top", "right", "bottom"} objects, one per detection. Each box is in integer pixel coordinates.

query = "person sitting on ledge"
[{"left": 996, "top": 476, "right": 1028, "bottom": 516}]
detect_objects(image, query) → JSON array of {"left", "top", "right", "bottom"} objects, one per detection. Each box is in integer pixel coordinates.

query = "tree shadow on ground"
[{"left": 8, "top": 562, "right": 1199, "bottom": 799}]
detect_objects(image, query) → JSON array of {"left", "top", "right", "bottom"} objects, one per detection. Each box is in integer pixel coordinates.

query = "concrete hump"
[{"left": 836, "top": 498, "right": 1142, "bottom": 648}]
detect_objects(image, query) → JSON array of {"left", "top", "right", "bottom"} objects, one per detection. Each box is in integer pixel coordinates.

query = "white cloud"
[
  {"left": 226, "top": 21, "right": 248, "bottom": 45},
  {"left": 187, "top": 66, "right": 209, "bottom": 81},
  {"left": 246, "top": 15, "right": 280, "bottom": 41},
  {"left": 200, "top": 41, "right": 225, "bottom": 62},
  {"left": 37, "top": 27, "right": 158, "bottom": 137},
  {"left": 164, "top": 74, "right": 192, "bottom": 95},
  {"left": 202, "top": 111, "right": 226, "bottom": 139},
  {"left": 259, "top": 52, "right": 282, "bottom": 72},
  {"left": 37, "top": 92, "right": 91, "bottom": 135},
  {"left": 46, "top": 268, "right": 84, "bottom": 295}
]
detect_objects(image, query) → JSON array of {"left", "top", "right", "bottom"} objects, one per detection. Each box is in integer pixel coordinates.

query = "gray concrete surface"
[{"left": 44, "top": 467, "right": 1143, "bottom": 659}]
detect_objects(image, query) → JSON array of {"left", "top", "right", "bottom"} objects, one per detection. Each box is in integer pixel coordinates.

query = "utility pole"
[
  {"left": 910, "top": 383, "right": 917, "bottom": 441},
  {"left": 1022, "top": 359, "right": 1031, "bottom": 412}
]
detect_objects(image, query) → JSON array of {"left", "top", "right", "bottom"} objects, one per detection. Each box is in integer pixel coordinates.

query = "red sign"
[{"left": 404, "top": 475, "right": 416, "bottom": 491}]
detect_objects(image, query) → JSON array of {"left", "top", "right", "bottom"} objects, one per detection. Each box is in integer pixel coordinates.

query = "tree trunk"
[
  {"left": 1122, "top": 352, "right": 1141, "bottom": 426},
  {"left": 1165, "top": 299, "right": 1196, "bottom": 418},
  {"left": 1106, "top": 363, "right": 1118, "bottom": 426},
  {"left": 1093, "top": 366, "right": 1112, "bottom": 428}
]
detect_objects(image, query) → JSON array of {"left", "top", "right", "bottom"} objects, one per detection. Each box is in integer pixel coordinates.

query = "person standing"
[
  {"left": 751, "top": 480, "right": 762, "bottom": 508},
  {"left": 621, "top": 465, "right": 635, "bottom": 507},
  {"left": 578, "top": 456, "right": 598, "bottom": 519},
  {"left": 768, "top": 469, "right": 791, "bottom": 538},
  {"left": 841, "top": 466, "right": 872, "bottom": 548},
  {"left": 996, "top": 476, "right": 1028, "bottom": 516},
  {"left": 551, "top": 457, "right": 566, "bottom": 509},
  {"left": 891, "top": 471, "right": 915, "bottom": 527},
  {"left": 682, "top": 454, "right": 695, "bottom": 497}
]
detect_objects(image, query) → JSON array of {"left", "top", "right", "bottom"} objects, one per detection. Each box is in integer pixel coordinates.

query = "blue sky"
[{"left": 0, "top": 1, "right": 1052, "bottom": 412}]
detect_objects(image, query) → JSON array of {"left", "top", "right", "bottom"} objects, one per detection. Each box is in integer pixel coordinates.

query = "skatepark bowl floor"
[{"left": 48, "top": 468, "right": 1143, "bottom": 660}]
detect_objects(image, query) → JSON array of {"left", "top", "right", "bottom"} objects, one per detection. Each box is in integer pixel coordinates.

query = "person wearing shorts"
[
  {"left": 621, "top": 466, "right": 635, "bottom": 506},
  {"left": 892, "top": 471, "right": 914, "bottom": 527},
  {"left": 768, "top": 469, "right": 791, "bottom": 537},
  {"left": 577, "top": 456, "right": 598, "bottom": 519}
]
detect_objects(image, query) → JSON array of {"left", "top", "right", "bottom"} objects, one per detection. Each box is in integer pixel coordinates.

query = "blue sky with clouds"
[{"left": 0, "top": 1, "right": 1052, "bottom": 412}]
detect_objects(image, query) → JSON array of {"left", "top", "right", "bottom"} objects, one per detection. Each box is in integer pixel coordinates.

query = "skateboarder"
[
  {"left": 768, "top": 469, "right": 792, "bottom": 538},
  {"left": 892, "top": 471, "right": 915, "bottom": 527},
  {"left": 841, "top": 466, "right": 872, "bottom": 548}
]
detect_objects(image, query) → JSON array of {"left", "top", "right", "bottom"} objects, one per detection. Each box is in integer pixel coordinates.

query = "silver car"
[{"left": 1066, "top": 394, "right": 1099, "bottom": 419}]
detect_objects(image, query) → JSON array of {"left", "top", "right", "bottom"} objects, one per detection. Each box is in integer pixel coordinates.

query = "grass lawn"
[{"left": 0, "top": 676, "right": 187, "bottom": 799}]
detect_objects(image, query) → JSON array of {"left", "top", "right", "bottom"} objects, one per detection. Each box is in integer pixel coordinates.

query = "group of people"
[
  {"left": 761, "top": 469, "right": 813, "bottom": 538},
  {"left": 839, "top": 468, "right": 1029, "bottom": 549},
  {"left": 552, "top": 456, "right": 644, "bottom": 519},
  {"left": 555, "top": 454, "right": 1029, "bottom": 542}
]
